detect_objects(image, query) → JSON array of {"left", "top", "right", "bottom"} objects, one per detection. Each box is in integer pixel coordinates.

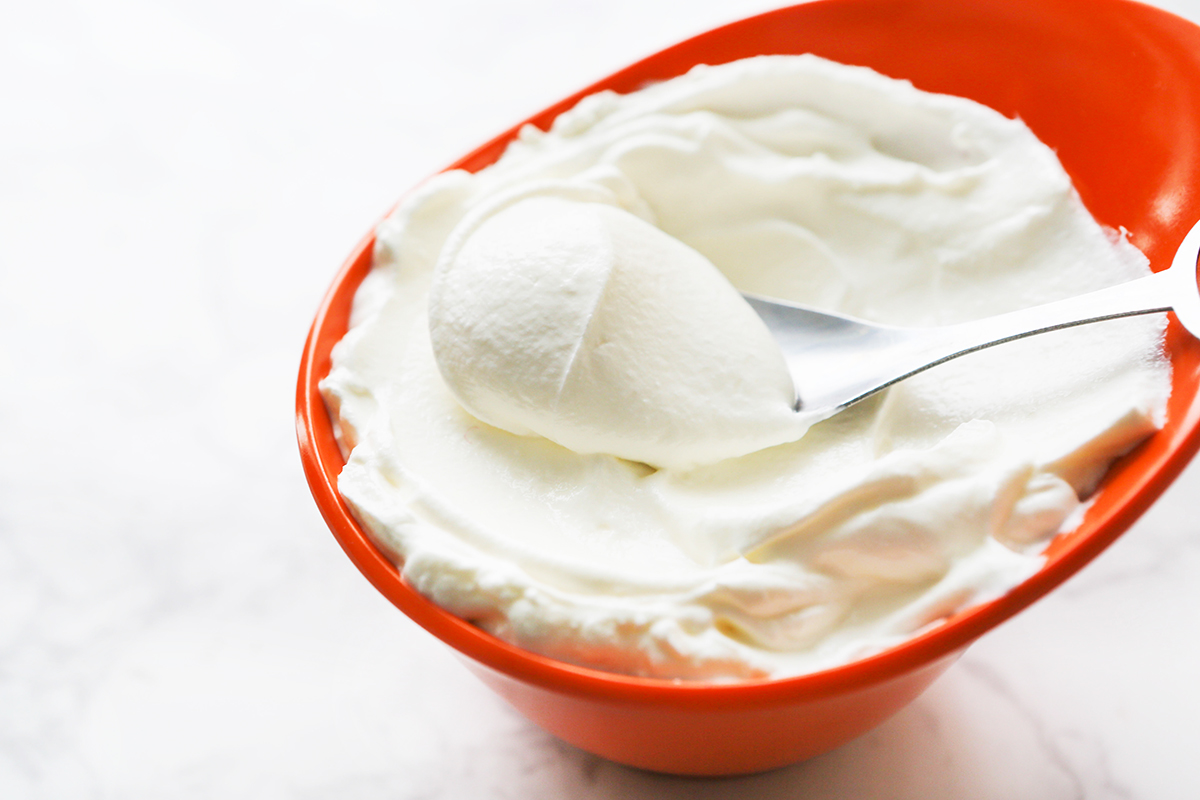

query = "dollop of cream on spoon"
[{"left": 429, "top": 185, "right": 818, "bottom": 470}]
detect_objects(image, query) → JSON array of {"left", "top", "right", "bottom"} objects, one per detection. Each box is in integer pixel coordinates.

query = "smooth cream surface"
[{"left": 322, "top": 55, "right": 1171, "bottom": 680}]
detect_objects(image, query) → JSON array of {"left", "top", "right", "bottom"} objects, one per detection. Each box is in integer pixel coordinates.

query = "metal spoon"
[{"left": 746, "top": 219, "right": 1200, "bottom": 414}]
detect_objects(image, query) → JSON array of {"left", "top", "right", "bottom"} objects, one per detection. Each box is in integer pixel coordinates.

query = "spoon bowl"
[{"left": 749, "top": 218, "right": 1200, "bottom": 413}]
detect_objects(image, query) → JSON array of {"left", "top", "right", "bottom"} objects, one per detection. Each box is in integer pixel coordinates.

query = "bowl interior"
[{"left": 298, "top": 0, "right": 1200, "bottom": 702}]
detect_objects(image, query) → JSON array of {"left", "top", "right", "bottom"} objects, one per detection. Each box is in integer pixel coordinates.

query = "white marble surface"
[{"left": 3, "top": 0, "right": 1200, "bottom": 796}]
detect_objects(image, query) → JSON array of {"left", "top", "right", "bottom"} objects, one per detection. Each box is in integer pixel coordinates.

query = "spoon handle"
[
  {"left": 836, "top": 273, "right": 1175, "bottom": 409},
  {"left": 930, "top": 220, "right": 1200, "bottom": 361},
  {"left": 755, "top": 220, "right": 1200, "bottom": 413},
  {"left": 931, "top": 270, "right": 1173, "bottom": 359}
]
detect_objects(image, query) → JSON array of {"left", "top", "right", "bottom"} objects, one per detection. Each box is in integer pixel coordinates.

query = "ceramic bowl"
[{"left": 298, "top": 0, "right": 1200, "bottom": 775}]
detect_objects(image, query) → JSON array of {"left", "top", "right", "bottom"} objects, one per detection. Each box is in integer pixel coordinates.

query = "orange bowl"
[{"left": 297, "top": 0, "right": 1200, "bottom": 776}]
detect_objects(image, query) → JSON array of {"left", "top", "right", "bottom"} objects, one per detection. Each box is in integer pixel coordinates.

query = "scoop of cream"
[{"left": 427, "top": 187, "right": 816, "bottom": 470}]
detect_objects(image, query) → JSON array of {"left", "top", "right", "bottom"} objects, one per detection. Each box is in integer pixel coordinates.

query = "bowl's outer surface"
[
  {"left": 298, "top": 0, "right": 1200, "bottom": 775},
  {"left": 462, "top": 651, "right": 964, "bottom": 775}
]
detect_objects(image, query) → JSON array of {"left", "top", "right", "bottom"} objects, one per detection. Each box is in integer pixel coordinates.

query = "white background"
[{"left": 3, "top": 1, "right": 1200, "bottom": 797}]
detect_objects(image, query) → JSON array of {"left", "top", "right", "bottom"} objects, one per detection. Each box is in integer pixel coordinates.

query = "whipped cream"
[
  {"left": 429, "top": 186, "right": 817, "bottom": 470},
  {"left": 322, "top": 55, "right": 1171, "bottom": 680}
]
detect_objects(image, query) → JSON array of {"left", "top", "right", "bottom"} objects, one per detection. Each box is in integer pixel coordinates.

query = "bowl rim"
[{"left": 297, "top": 0, "right": 1200, "bottom": 708}]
